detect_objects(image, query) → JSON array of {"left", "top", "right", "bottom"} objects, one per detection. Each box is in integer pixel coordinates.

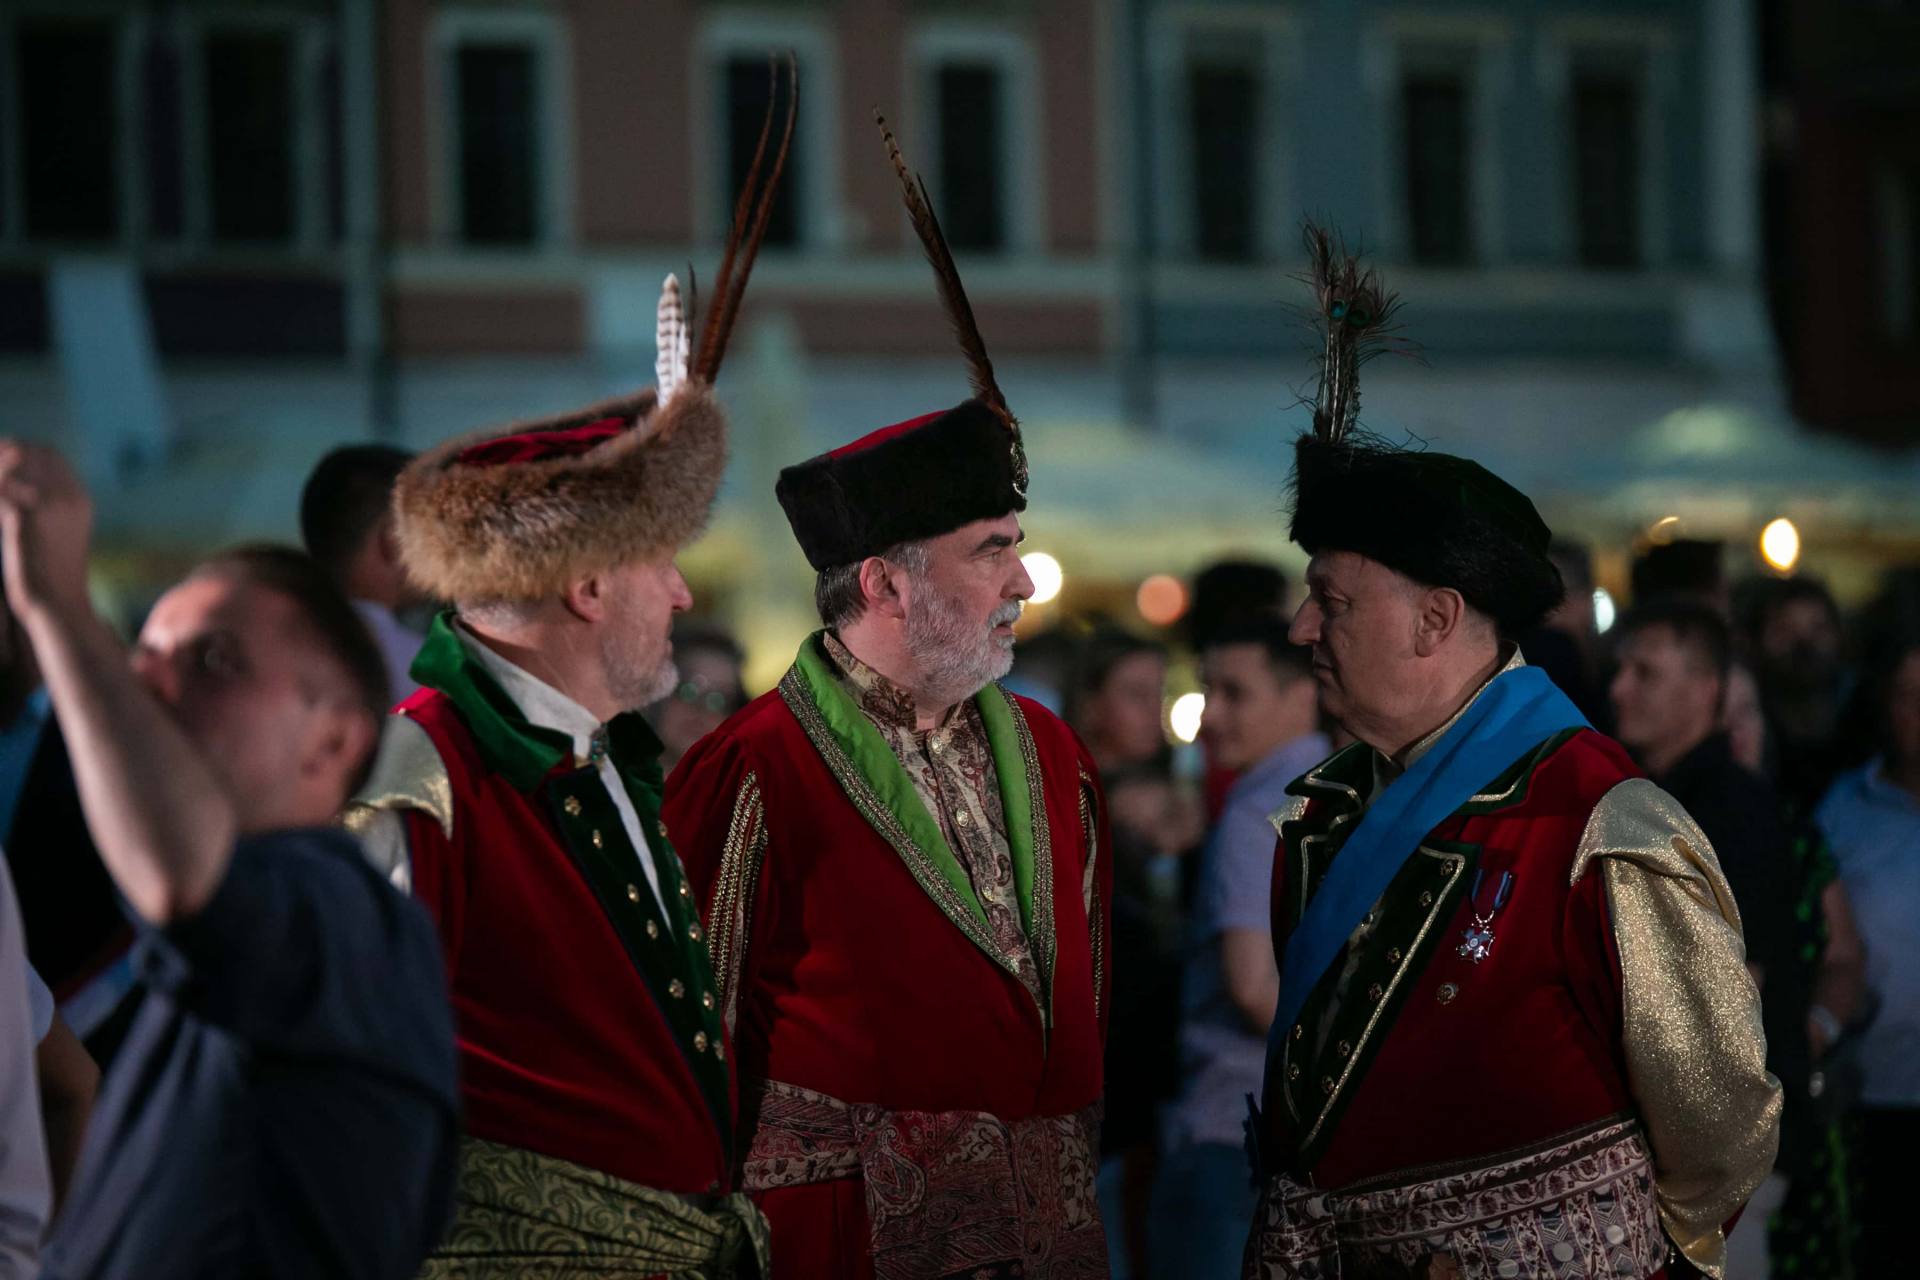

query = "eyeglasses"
[{"left": 672, "top": 679, "right": 739, "bottom": 715}]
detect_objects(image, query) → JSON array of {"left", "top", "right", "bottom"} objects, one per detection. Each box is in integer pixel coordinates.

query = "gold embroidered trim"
[
  {"left": 1005, "top": 695, "right": 1058, "bottom": 1027},
  {"left": 778, "top": 670, "right": 1038, "bottom": 1014},
  {"left": 1079, "top": 767, "right": 1102, "bottom": 1024},
  {"left": 705, "top": 772, "right": 766, "bottom": 1038},
  {"left": 1573, "top": 778, "right": 1781, "bottom": 1279},
  {"left": 1295, "top": 844, "right": 1467, "bottom": 1150}
]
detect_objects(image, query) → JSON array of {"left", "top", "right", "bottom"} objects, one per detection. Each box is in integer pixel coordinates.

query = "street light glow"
[
  {"left": 1169, "top": 692, "right": 1205, "bottom": 744},
  {"left": 1760, "top": 518, "right": 1801, "bottom": 574},
  {"left": 1023, "top": 552, "right": 1063, "bottom": 604}
]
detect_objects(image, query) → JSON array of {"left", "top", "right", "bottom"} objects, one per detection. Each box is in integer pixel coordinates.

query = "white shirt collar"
[{"left": 453, "top": 620, "right": 604, "bottom": 762}]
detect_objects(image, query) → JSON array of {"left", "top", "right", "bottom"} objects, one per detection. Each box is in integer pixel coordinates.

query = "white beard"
[{"left": 905, "top": 587, "right": 1021, "bottom": 707}]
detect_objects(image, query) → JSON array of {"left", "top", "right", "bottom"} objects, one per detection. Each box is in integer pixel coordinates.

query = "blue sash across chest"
[{"left": 1267, "top": 667, "right": 1588, "bottom": 1060}]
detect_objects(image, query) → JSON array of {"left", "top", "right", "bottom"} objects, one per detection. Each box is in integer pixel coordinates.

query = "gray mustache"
[{"left": 990, "top": 602, "right": 1024, "bottom": 628}]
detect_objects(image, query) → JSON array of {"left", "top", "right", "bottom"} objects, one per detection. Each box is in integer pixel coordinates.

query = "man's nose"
[{"left": 1288, "top": 600, "right": 1319, "bottom": 646}]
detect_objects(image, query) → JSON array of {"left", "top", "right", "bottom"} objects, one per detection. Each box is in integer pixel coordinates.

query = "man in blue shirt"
[
  {"left": 1815, "top": 640, "right": 1920, "bottom": 1277},
  {"left": 0, "top": 441, "right": 458, "bottom": 1279},
  {"left": 1152, "top": 615, "right": 1327, "bottom": 1280}
]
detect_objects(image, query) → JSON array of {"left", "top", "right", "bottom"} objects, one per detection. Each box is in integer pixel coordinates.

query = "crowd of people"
[{"left": 0, "top": 95, "right": 1906, "bottom": 1280}]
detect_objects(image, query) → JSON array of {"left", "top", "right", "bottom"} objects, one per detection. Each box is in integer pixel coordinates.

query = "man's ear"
[
  {"left": 560, "top": 570, "right": 608, "bottom": 624},
  {"left": 1410, "top": 586, "right": 1467, "bottom": 658},
  {"left": 375, "top": 513, "right": 402, "bottom": 570},
  {"left": 858, "top": 556, "right": 909, "bottom": 622}
]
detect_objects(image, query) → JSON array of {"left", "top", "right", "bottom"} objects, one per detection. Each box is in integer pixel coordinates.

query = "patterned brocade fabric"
[
  {"left": 1242, "top": 1117, "right": 1667, "bottom": 1280},
  {"left": 420, "top": 1137, "right": 768, "bottom": 1279},
  {"left": 742, "top": 1078, "right": 1108, "bottom": 1280},
  {"left": 823, "top": 633, "right": 1042, "bottom": 1006}
]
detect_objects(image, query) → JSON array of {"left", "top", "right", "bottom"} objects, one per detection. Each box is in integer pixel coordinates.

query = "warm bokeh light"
[
  {"left": 1760, "top": 518, "right": 1801, "bottom": 574},
  {"left": 1593, "top": 588, "right": 1617, "bottom": 634},
  {"left": 1648, "top": 515, "right": 1682, "bottom": 544},
  {"left": 1022, "top": 551, "right": 1063, "bottom": 604},
  {"left": 1136, "top": 574, "right": 1188, "bottom": 626},
  {"left": 1169, "top": 692, "right": 1206, "bottom": 744}
]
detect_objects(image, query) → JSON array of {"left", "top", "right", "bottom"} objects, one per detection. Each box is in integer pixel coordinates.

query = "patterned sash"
[
  {"left": 741, "top": 1078, "right": 1108, "bottom": 1280},
  {"left": 419, "top": 1137, "right": 769, "bottom": 1280},
  {"left": 1242, "top": 1117, "right": 1668, "bottom": 1280}
]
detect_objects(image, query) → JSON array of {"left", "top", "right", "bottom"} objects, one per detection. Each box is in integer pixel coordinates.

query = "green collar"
[
  {"left": 409, "top": 611, "right": 665, "bottom": 793},
  {"left": 789, "top": 632, "right": 1037, "bottom": 933}
]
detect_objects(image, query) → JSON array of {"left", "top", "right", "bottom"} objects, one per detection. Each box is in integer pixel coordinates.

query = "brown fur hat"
[{"left": 392, "top": 384, "right": 727, "bottom": 604}]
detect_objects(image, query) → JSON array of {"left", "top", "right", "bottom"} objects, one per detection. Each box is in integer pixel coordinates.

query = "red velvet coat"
[
  {"left": 664, "top": 670, "right": 1113, "bottom": 1280},
  {"left": 356, "top": 622, "right": 735, "bottom": 1198},
  {"left": 1261, "top": 729, "right": 1640, "bottom": 1188}
]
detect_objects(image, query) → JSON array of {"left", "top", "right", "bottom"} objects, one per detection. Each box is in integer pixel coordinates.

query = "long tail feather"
[
  {"left": 875, "top": 110, "right": 1014, "bottom": 431},
  {"left": 691, "top": 53, "right": 798, "bottom": 387}
]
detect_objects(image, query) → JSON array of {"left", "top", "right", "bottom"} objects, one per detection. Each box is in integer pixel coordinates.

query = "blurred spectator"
[
  {"left": 1609, "top": 598, "right": 1797, "bottom": 1014},
  {"left": 1186, "top": 559, "right": 1289, "bottom": 650},
  {"left": 1004, "top": 625, "right": 1079, "bottom": 713},
  {"left": 1, "top": 857, "right": 49, "bottom": 1274},
  {"left": 301, "top": 444, "right": 425, "bottom": 702},
  {"left": 0, "top": 442, "right": 457, "bottom": 1280},
  {"left": 1724, "top": 662, "right": 1870, "bottom": 1278},
  {"left": 1098, "top": 762, "right": 1197, "bottom": 1279},
  {"left": 648, "top": 621, "right": 746, "bottom": 770},
  {"left": 1630, "top": 538, "right": 1727, "bottom": 613},
  {"left": 1069, "top": 626, "right": 1169, "bottom": 772},
  {"left": 1814, "top": 637, "right": 1920, "bottom": 1278},
  {"left": 1153, "top": 617, "right": 1326, "bottom": 1280},
  {"left": 1521, "top": 539, "right": 1608, "bottom": 727},
  {"left": 1186, "top": 559, "right": 1292, "bottom": 820},
  {"left": 1739, "top": 576, "right": 1850, "bottom": 811}
]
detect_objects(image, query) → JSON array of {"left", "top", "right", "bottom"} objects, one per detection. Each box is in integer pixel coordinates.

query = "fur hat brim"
[{"left": 394, "top": 385, "right": 727, "bottom": 603}]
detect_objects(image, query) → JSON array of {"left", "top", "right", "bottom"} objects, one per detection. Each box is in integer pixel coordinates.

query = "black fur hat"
[
  {"left": 1288, "top": 436, "right": 1563, "bottom": 636},
  {"left": 776, "top": 399, "right": 1027, "bottom": 571},
  {"left": 1287, "top": 224, "right": 1561, "bottom": 636}
]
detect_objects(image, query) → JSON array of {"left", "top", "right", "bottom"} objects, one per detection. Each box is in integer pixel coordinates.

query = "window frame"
[
  {"left": 1363, "top": 12, "right": 1514, "bottom": 267},
  {"left": 429, "top": 6, "right": 574, "bottom": 253},
  {"left": 1534, "top": 15, "right": 1675, "bottom": 271},
  {"left": 1146, "top": 4, "right": 1299, "bottom": 265},
  {"left": 174, "top": 7, "right": 334, "bottom": 253},
  {"left": 0, "top": 3, "right": 145, "bottom": 250},
  {"left": 693, "top": 10, "right": 842, "bottom": 255},
  {"left": 905, "top": 20, "right": 1045, "bottom": 257}
]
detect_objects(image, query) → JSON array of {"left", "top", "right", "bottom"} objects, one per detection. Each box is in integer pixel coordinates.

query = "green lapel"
[{"left": 785, "top": 632, "right": 1048, "bottom": 977}]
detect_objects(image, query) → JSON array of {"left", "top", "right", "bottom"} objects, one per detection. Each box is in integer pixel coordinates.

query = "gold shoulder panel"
[
  {"left": 345, "top": 714, "right": 455, "bottom": 840},
  {"left": 1575, "top": 778, "right": 1782, "bottom": 1278},
  {"left": 1266, "top": 792, "right": 1311, "bottom": 838}
]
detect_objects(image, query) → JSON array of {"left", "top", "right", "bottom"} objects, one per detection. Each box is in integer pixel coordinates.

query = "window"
[
  {"left": 933, "top": 62, "right": 1006, "bottom": 251},
  {"left": 1572, "top": 71, "right": 1640, "bottom": 267},
  {"left": 19, "top": 18, "right": 118, "bottom": 241},
  {"left": 1186, "top": 49, "right": 1261, "bottom": 262},
  {"left": 1403, "top": 72, "right": 1470, "bottom": 264},
  {"left": 205, "top": 30, "right": 295, "bottom": 242},
  {"left": 455, "top": 42, "right": 539, "bottom": 245},
  {"left": 723, "top": 55, "right": 800, "bottom": 249}
]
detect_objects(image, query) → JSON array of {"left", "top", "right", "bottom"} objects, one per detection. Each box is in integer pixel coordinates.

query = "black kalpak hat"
[
  {"left": 1286, "top": 226, "right": 1562, "bottom": 636},
  {"left": 776, "top": 113, "right": 1028, "bottom": 572},
  {"left": 776, "top": 399, "right": 1026, "bottom": 571}
]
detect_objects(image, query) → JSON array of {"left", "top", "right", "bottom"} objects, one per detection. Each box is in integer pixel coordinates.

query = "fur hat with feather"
[{"left": 395, "top": 59, "right": 797, "bottom": 605}]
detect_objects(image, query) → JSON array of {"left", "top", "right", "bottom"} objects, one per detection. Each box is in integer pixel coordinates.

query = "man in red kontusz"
[{"left": 664, "top": 118, "right": 1112, "bottom": 1280}]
